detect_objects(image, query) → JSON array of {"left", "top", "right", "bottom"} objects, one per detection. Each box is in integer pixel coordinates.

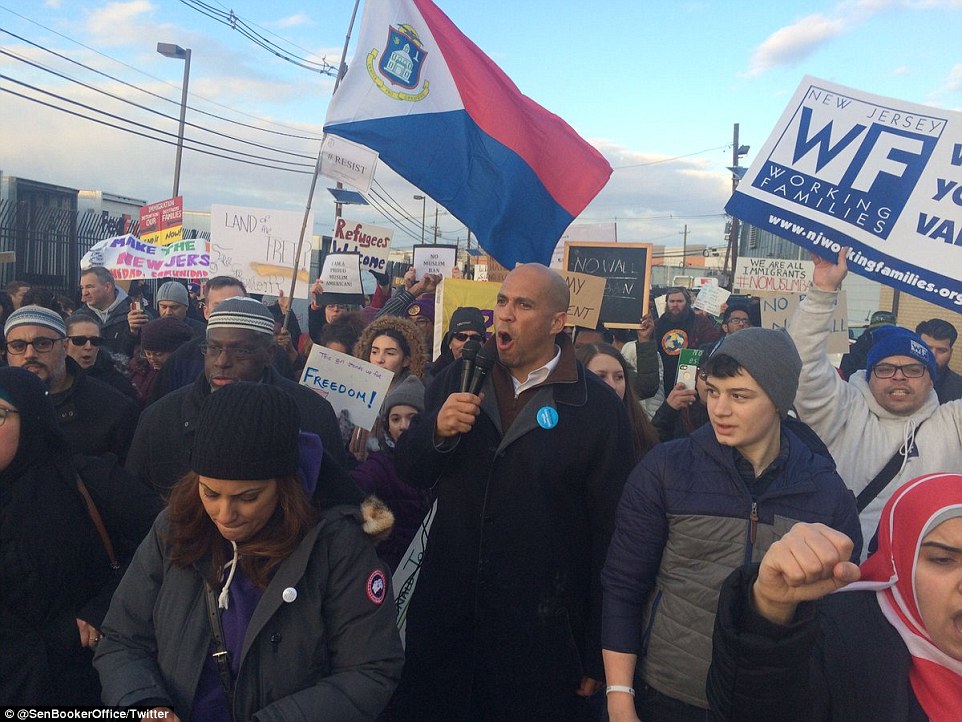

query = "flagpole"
[{"left": 282, "top": 0, "right": 362, "bottom": 332}]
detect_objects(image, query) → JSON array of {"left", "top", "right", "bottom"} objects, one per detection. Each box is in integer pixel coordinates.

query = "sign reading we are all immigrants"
[{"left": 727, "top": 76, "right": 962, "bottom": 313}]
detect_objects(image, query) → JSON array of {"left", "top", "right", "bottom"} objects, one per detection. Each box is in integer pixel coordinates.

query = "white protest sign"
[
  {"left": 329, "top": 218, "right": 392, "bottom": 273},
  {"left": 320, "top": 253, "right": 364, "bottom": 294},
  {"left": 318, "top": 134, "right": 379, "bottom": 194},
  {"left": 80, "top": 235, "right": 209, "bottom": 281},
  {"left": 210, "top": 205, "right": 315, "bottom": 299},
  {"left": 550, "top": 221, "right": 618, "bottom": 269},
  {"left": 734, "top": 258, "right": 815, "bottom": 294},
  {"left": 561, "top": 271, "right": 606, "bottom": 329},
  {"left": 761, "top": 290, "right": 850, "bottom": 354},
  {"left": 727, "top": 76, "right": 962, "bottom": 313},
  {"left": 654, "top": 294, "right": 667, "bottom": 317},
  {"left": 299, "top": 346, "right": 394, "bottom": 431},
  {"left": 693, "top": 285, "right": 731, "bottom": 316},
  {"left": 413, "top": 244, "right": 457, "bottom": 279}
]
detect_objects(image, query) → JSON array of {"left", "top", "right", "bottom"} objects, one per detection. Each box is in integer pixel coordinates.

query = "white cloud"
[
  {"left": 84, "top": 1, "right": 155, "bottom": 44},
  {"left": 892, "top": 65, "right": 911, "bottom": 76},
  {"left": 745, "top": 14, "right": 847, "bottom": 77},
  {"left": 272, "top": 14, "right": 312, "bottom": 29},
  {"left": 941, "top": 63, "right": 962, "bottom": 92}
]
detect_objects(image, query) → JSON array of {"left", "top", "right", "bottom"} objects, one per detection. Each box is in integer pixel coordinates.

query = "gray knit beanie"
[
  {"left": 712, "top": 327, "right": 801, "bottom": 418},
  {"left": 157, "top": 281, "right": 189, "bottom": 307},
  {"left": 382, "top": 375, "right": 425, "bottom": 419}
]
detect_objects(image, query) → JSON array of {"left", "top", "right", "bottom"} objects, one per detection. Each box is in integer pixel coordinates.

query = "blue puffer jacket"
[{"left": 602, "top": 423, "right": 861, "bottom": 709}]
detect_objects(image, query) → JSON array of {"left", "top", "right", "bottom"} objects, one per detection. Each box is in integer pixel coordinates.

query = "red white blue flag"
[{"left": 323, "top": 0, "right": 612, "bottom": 270}]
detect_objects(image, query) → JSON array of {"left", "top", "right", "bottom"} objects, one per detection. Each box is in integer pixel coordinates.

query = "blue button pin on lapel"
[{"left": 537, "top": 406, "right": 559, "bottom": 429}]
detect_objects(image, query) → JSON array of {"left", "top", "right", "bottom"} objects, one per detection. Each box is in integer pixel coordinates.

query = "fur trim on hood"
[
  {"left": 353, "top": 314, "right": 428, "bottom": 381},
  {"left": 361, "top": 495, "right": 395, "bottom": 543}
]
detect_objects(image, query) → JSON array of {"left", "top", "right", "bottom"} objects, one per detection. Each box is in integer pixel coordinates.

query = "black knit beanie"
[{"left": 190, "top": 382, "right": 301, "bottom": 480}]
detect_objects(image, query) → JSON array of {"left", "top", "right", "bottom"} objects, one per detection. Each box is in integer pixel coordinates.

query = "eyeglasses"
[
  {"left": 68, "top": 335, "right": 104, "bottom": 347},
  {"left": 726, "top": 317, "right": 751, "bottom": 327},
  {"left": 5, "top": 337, "right": 63, "bottom": 355},
  {"left": 0, "top": 407, "right": 19, "bottom": 426},
  {"left": 199, "top": 343, "right": 262, "bottom": 359},
  {"left": 872, "top": 363, "right": 928, "bottom": 379},
  {"left": 453, "top": 332, "right": 484, "bottom": 343},
  {"left": 325, "top": 304, "right": 348, "bottom": 311}
]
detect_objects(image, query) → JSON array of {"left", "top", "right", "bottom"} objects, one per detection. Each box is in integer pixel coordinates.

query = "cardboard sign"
[
  {"left": 318, "top": 134, "right": 379, "bottom": 194},
  {"left": 139, "top": 196, "right": 183, "bottom": 246},
  {"left": 330, "top": 217, "right": 392, "bottom": 273},
  {"left": 210, "top": 204, "right": 315, "bottom": 299},
  {"left": 299, "top": 345, "right": 394, "bottom": 431},
  {"left": 693, "top": 285, "right": 731, "bottom": 316},
  {"left": 734, "top": 257, "right": 815, "bottom": 294},
  {"left": 563, "top": 241, "right": 653, "bottom": 328},
  {"left": 561, "top": 271, "right": 606, "bottom": 329},
  {"left": 80, "top": 235, "right": 208, "bottom": 281},
  {"left": 761, "top": 291, "right": 850, "bottom": 354},
  {"left": 434, "top": 278, "right": 499, "bottom": 359},
  {"left": 727, "top": 76, "right": 962, "bottom": 313},
  {"left": 413, "top": 244, "right": 457, "bottom": 279}
]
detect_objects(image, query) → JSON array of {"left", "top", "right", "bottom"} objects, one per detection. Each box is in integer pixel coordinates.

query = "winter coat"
[
  {"left": 786, "top": 286, "right": 962, "bottom": 552},
  {"left": 51, "top": 358, "right": 141, "bottom": 463},
  {"left": 393, "top": 335, "right": 635, "bottom": 721},
  {"left": 935, "top": 365, "right": 962, "bottom": 404},
  {"left": 75, "top": 295, "right": 150, "bottom": 359},
  {"left": 707, "top": 563, "right": 926, "bottom": 721},
  {"left": 125, "top": 367, "right": 352, "bottom": 496},
  {"left": 94, "top": 505, "right": 405, "bottom": 721},
  {"left": 87, "top": 351, "right": 139, "bottom": 402},
  {"left": 601, "top": 424, "right": 861, "bottom": 709}
]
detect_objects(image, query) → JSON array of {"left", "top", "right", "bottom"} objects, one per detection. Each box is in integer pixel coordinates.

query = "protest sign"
[
  {"left": 319, "top": 252, "right": 364, "bottom": 303},
  {"left": 727, "top": 76, "right": 962, "bottom": 313},
  {"left": 563, "top": 241, "right": 652, "bottom": 327},
  {"left": 318, "top": 134, "right": 379, "bottom": 194},
  {"left": 550, "top": 221, "right": 618, "bottom": 269},
  {"left": 434, "top": 278, "right": 499, "bottom": 359},
  {"left": 413, "top": 244, "right": 458, "bottom": 279},
  {"left": 561, "top": 271, "right": 606, "bottom": 329},
  {"left": 394, "top": 501, "right": 437, "bottom": 648},
  {"left": 210, "top": 205, "right": 314, "bottom": 299},
  {"left": 329, "top": 217, "right": 392, "bottom": 273},
  {"left": 139, "top": 196, "right": 183, "bottom": 246},
  {"left": 734, "top": 257, "right": 815, "bottom": 294},
  {"left": 693, "top": 284, "right": 731, "bottom": 316},
  {"left": 299, "top": 345, "right": 394, "bottom": 431},
  {"left": 760, "top": 290, "right": 850, "bottom": 354},
  {"left": 80, "top": 235, "right": 209, "bottom": 281}
]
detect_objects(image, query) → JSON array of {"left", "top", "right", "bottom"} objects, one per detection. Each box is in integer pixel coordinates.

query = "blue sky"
[{"left": 1, "top": 0, "right": 960, "bottom": 252}]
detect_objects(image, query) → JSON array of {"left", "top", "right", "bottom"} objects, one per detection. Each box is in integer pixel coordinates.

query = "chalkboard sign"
[{"left": 563, "top": 242, "right": 652, "bottom": 328}]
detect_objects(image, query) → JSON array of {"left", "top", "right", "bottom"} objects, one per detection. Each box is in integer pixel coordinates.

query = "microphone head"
[
  {"left": 474, "top": 345, "right": 496, "bottom": 371},
  {"left": 461, "top": 339, "right": 481, "bottom": 362}
]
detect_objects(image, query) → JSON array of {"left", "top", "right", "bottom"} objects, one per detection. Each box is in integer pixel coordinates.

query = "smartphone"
[
  {"left": 675, "top": 348, "right": 704, "bottom": 390},
  {"left": 130, "top": 300, "right": 142, "bottom": 313}
]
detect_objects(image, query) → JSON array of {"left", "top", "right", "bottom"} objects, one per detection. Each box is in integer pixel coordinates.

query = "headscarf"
[
  {"left": 845, "top": 473, "right": 962, "bottom": 721},
  {"left": 0, "top": 367, "right": 70, "bottom": 482}
]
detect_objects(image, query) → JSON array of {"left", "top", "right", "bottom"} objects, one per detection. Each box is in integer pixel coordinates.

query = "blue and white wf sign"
[{"left": 727, "top": 76, "right": 962, "bottom": 312}]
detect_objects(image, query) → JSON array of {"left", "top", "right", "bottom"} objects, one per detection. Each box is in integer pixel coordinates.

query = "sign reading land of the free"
[
  {"left": 563, "top": 241, "right": 653, "bottom": 328},
  {"left": 299, "top": 345, "right": 394, "bottom": 432},
  {"left": 330, "top": 218, "right": 392, "bottom": 273},
  {"left": 726, "top": 75, "right": 962, "bottom": 313},
  {"left": 210, "top": 204, "right": 314, "bottom": 299}
]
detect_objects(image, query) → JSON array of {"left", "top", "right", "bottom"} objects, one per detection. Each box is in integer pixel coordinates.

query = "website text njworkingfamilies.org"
[{"left": 766, "top": 213, "right": 962, "bottom": 307}]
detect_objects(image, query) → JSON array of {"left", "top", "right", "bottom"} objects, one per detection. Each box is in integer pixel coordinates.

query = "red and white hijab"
[{"left": 845, "top": 472, "right": 962, "bottom": 721}]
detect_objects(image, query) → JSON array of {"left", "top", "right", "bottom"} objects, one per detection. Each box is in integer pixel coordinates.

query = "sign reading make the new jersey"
[{"left": 727, "top": 76, "right": 962, "bottom": 313}]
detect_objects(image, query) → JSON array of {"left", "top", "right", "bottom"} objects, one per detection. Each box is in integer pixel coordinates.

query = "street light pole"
[
  {"left": 156, "top": 43, "right": 191, "bottom": 198},
  {"left": 413, "top": 194, "right": 426, "bottom": 243}
]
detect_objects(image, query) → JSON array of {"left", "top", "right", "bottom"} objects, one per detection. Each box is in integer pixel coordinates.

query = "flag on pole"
[{"left": 323, "top": 0, "right": 612, "bottom": 270}]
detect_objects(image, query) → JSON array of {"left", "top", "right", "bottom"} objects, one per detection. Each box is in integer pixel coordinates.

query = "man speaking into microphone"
[{"left": 395, "top": 263, "right": 634, "bottom": 721}]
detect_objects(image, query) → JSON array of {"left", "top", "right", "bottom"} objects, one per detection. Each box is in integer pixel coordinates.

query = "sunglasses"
[
  {"left": 68, "top": 336, "right": 104, "bottom": 347},
  {"left": 453, "top": 332, "right": 484, "bottom": 343}
]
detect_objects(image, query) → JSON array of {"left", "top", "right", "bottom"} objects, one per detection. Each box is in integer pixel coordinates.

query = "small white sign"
[
  {"left": 413, "top": 244, "right": 457, "bottom": 279},
  {"left": 320, "top": 253, "right": 363, "bottom": 294},
  {"left": 300, "top": 345, "right": 394, "bottom": 431},
  {"left": 693, "top": 285, "right": 731, "bottom": 316},
  {"left": 318, "top": 134, "right": 379, "bottom": 194}
]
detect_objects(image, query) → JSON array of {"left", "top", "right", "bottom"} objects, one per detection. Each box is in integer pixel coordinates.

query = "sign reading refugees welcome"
[{"left": 727, "top": 76, "right": 962, "bottom": 313}]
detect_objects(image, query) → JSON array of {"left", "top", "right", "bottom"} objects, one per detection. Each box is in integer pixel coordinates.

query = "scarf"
[{"left": 844, "top": 472, "right": 962, "bottom": 720}]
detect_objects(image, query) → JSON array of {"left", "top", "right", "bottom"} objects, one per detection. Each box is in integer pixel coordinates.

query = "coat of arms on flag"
[{"left": 379, "top": 24, "right": 428, "bottom": 90}]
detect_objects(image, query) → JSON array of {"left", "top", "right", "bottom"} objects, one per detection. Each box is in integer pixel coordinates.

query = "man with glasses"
[
  {"left": 126, "top": 297, "right": 352, "bottom": 496},
  {"left": 3, "top": 305, "right": 139, "bottom": 461},
  {"left": 787, "top": 249, "right": 962, "bottom": 555},
  {"left": 424, "top": 306, "right": 488, "bottom": 387}
]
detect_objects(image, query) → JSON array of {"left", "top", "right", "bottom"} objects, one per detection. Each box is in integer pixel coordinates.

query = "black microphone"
[
  {"left": 469, "top": 346, "right": 496, "bottom": 396},
  {"left": 459, "top": 339, "right": 481, "bottom": 393}
]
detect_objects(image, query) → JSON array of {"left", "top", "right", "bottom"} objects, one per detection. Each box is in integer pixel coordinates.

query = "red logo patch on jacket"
[{"left": 367, "top": 569, "right": 386, "bottom": 605}]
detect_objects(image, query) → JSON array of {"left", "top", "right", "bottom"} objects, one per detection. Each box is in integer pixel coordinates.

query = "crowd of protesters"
[{"left": 2, "top": 250, "right": 961, "bottom": 720}]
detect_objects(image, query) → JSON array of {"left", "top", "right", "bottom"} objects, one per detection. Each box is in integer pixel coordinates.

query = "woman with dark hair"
[
  {"left": 576, "top": 342, "right": 659, "bottom": 462},
  {"left": 94, "top": 382, "right": 403, "bottom": 721},
  {"left": 0, "top": 367, "right": 160, "bottom": 705}
]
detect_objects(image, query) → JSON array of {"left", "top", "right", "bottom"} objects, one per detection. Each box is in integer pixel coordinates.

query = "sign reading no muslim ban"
[
  {"left": 761, "top": 291, "right": 850, "bottom": 355},
  {"left": 727, "top": 76, "right": 962, "bottom": 313},
  {"left": 81, "top": 235, "right": 209, "bottom": 280},
  {"left": 563, "top": 241, "right": 653, "bottom": 328},
  {"left": 413, "top": 244, "right": 458, "bottom": 279},
  {"left": 299, "top": 345, "right": 394, "bottom": 432},
  {"left": 210, "top": 205, "right": 315, "bottom": 299}
]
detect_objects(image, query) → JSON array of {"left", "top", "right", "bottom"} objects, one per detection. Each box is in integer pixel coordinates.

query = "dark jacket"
[
  {"left": 656, "top": 310, "right": 721, "bottom": 395},
  {"left": 87, "top": 351, "right": 139, "bottom": 402},
  {"left": 601, "top": 424, "right": 861, "bottom": 709},
  {"left": 125, "top": 367, "right": 353, "bottom": 497},
  {"left": 631, "top": 339, "right": 660, "bottom": 400},
  {"left": 393, "top": 336, "right": 634, "bottom": 721},
  {"left": 51, "top": 358, "right": 141, "bottom": 463},
  {"left": 935, "top": 365, "right": 962, "bottom": 404},
  {"left": 75, "top": 295, "right": 151, "bottom": 359},
  {"left": 94, "top": 506, "right": 404, "bottom": 721},
  {"left": 707, "top": 564, "right": 927, "bottom": 721}
]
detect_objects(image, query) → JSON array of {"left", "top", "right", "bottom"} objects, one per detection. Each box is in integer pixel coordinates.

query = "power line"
[{"left": 610, "top": 145, "right": 731, "bottom": 170}]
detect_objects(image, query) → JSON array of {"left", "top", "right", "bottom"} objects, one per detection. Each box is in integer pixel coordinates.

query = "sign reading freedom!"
[{"left": 726, "top": 76, "right": 962, "bottom": 313}]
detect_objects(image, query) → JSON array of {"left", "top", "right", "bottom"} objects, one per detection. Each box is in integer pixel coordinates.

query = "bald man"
[{"left": 395, "top": 264, "right": 635, "bottom": 721}]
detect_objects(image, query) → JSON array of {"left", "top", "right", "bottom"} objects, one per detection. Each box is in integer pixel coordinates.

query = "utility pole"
[
  {"left": 723, "top": 122, "right": 748, "bottom": 288},
  {"left": 681, "top": 224, "right": 688, "bottom": 269},
  {"left": 433, "top": 205, "right": 439, "bottom": 244}
]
